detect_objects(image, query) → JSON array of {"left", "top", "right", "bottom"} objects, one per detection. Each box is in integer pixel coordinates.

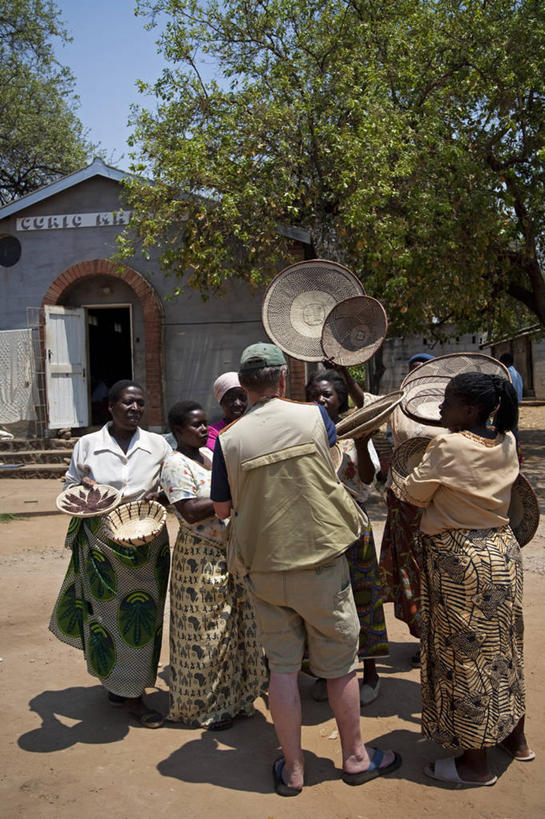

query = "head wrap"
[
  {"left": 213, "top": 372, "right": 242, "bottom": 404},
  {"left": 408, "top": 353, "right": 434, "bottom": 366}
]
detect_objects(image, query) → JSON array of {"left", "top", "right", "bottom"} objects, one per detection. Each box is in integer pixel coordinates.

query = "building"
[{"left": 0, "top": 159, "right": 306, "bottom": 433}]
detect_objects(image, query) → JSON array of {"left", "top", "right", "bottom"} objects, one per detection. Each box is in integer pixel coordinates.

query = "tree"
[
  {"left": 0, "top": 0, "right": 93, "bottom": 204},
  {"left": 122, "top": 0, "right": 545, "bottom": 338}
]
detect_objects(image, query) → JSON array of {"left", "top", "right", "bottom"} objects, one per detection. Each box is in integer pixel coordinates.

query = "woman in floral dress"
[
  {"left": 306, "top": 369, "right": 388, "bottom": 705},
  {"left": 161, "top": 400, "right": 268, "bottom": 730}
]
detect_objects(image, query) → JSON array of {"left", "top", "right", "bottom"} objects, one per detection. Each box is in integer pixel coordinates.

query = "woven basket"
[
  {"left": 336, "top": 391, "right": 404, "bottom": 440},
  {"left": 390, "top": 437, "right": 432, "bottom": 488},
  {"left": 56, "top": 483, "right": 122, "bottom": 518},
  {"left": 262, "top": 259, "right": 365, "bottom": 361},
  {"left": 104, "top": 500, "right": 167, "bottom": 547},
  {"left": 508, "top": 473, "right": 539, "bottom": 548},
  {"left": 401, "top": 352, "right": 510, "bottom": 390},
  {"left": 321, "top": 296, "right": 388, "bottom": 366},
  {"left": 399, "top": 375, "right": 452, "bottom": 426}
]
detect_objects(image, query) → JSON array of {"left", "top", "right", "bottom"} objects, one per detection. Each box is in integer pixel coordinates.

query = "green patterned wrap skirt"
[
  {"left": 49, "top": 514, "right": 170, "bottom": 698},
  {"left": 420, "top": 525, "right": 525, "bottom": 750}
]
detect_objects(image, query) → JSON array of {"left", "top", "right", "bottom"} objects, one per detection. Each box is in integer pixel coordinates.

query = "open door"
[{"left": 44, "top": 305, "right": 89, "bottom": 429}]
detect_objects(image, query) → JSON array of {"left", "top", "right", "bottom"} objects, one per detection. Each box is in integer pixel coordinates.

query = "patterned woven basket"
[
  {"left": 321, "top": 295, "right": 388, "bottom": 366},
  {"left": 104, "top": 500, "right": 167, "bottom": 547},
  {"left": 508, "top": 473, "right": 539, "bottom": 548},
  {"left": 390, "top": 436, "right": 432, "bottom": 488},
  {"left": 336, "top": 391, "right": 404, "bottom": 440},
  {"left": 262, "top": 259, "right": 365, "bottom": 361}
]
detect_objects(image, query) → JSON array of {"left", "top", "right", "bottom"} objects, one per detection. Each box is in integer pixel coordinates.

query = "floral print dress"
[{"left": 160, "top": 448, "right": 268, "bottom": 727}]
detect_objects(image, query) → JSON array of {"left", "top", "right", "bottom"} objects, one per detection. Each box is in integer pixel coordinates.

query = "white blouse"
[{"left": 65, "top": 423, "right": 172, "bottom": 502}]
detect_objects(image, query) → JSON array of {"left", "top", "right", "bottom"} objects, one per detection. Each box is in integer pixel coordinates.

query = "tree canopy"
[
  {"left": 123, "top": 0, "right": 545, "bottom": 337},
  {"left": 0, "top": 0, "right": 93, "bottom": 205}
]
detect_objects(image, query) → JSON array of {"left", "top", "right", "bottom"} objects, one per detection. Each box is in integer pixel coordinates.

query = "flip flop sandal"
[
  {"left": 272, "top": 758, "right": 302, "bottom": 797},
  {"left": 208, "top": 718, "right": 234, "bottom": 731},
  {"left": 424, "top": 757, "right": 497, "bottom": 787},
  {"left": 130, "top": 708, "right": 164, "bottom": 729},
  {"left": 342, "top": 748, "right": 402, "bottom": 785},
  {"left": 499, "top": 742, "right": 536, "bottom": 762}
]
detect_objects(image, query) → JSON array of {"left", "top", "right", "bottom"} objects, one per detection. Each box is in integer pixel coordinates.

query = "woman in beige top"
[{"left": 395, "top": 372, "right": 534, "bottom": 786}]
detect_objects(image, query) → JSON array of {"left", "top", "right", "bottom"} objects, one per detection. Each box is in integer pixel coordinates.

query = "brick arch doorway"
[{"left": 42, "top": 259, "right": 165, "bottom": 429}]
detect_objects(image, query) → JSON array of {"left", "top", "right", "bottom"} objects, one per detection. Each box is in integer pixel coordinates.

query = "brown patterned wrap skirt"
[
  {"left": 420, "top": 525, "right": 525, "bottom": 750},
  {"left": 168, "top": 526, "right": 268, "bottom": 727}
]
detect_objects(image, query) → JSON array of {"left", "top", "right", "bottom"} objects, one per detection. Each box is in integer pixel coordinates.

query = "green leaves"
[
  {"left": 0, "top": 0, "right": 95, "bottom": 204},
  {"left": 124, "top": 0, "right": 545, "bottom": 335}
]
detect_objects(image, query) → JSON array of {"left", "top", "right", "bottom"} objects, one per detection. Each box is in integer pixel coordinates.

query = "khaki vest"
[{"left": 219, "top": 398, "right": 364, "bottom": 574}]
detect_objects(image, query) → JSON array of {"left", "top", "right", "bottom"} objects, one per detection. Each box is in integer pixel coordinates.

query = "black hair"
[
  {"left": 499, "top": 352, "right": 514, "bottom": 367},
  {"left": 305, "top": 369, "right": 349, "bottom": 413},
  {"left": 167, "top": 400, "right": 204, "bottom": 432},
  {"left": 108, "top": 379, "right": 144, "bottom": 403},
  {"left": 448, "top": 372, "right": 518, "bottom": 434}
]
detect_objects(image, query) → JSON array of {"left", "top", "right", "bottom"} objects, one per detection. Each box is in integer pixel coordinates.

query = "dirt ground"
[{"left": 1, "top": 407, "right": 544, "bottom": 818}]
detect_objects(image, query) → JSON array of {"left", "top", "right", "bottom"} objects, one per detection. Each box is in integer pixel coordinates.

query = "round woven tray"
[
  {"left": 508, "top": 473, "right": 539, "bottom": 548},
  {"left": 321, "top": 295, "right": 388, "bottom": 366},
  {"left": 262, "top": 259, "right": 365, "bottom": 361},
  {"left": 390, "top": 437, "right": 432, "bottom": 488},
  {"left": 336, "top": 391, "right": 404, "bottom": 440},
  {"left": 399, "top": 375, "right": 452, "bottom": 426},
  {"left": 390, "top": 404, "right": 441, "bottom": 447},
  {"left": 104, "top": 500, "right": 167, "bottom": 547},
  {"left": 401, "top": 352, "right": 510, "bottom": 390},
  {"left": 56, "top": 483, "right": 122, "bottom": 518}
]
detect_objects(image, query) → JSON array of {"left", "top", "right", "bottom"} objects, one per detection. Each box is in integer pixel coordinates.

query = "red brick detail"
[
  {"left": 286, "top": 356, "right": 307, "bottom": 401},
  {"left": 42, "top": 259, "right": 165, "bottom": 427}
]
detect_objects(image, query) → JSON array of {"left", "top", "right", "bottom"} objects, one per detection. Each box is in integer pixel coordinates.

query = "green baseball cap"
[{"left": 239, "top": 343, "right": 287, "bottom": 372}]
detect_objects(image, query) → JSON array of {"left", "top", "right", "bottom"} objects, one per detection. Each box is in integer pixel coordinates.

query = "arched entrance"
[{"left": 42, "top": 259, "right": 165, "bottom": 428}]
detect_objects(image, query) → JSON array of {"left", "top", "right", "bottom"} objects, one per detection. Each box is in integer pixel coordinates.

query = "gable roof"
[{"left": 0, "top": 158, "right": 134, "bottom": 220}]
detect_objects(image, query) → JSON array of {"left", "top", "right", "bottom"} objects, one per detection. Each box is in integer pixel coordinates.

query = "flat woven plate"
[
  {"left": 400, "top": 375, "right": 452, "bottom": 426},
  {"left": 336, "top": 391, "right": 404, "bottom": 440},
  {"left": 321, "top": 296, "right": 388, "bottom": 366},
  {"left": 262, "top": 259, "right": 365, "bottom": 362},
  {"left": 104, "top": 500, "right": 167, "bottom": 547},
  {"left": 56, "top": 483, "right": 122, "bottom": 517},
  {"left": 390, "top": 437, "right": 432, "bottom": 488},
  {"left": 401, "top": 352, "right": 510, "bottom": 390},
  {"left": 509, "top": 473, "right": 540, "bottom": 548}
]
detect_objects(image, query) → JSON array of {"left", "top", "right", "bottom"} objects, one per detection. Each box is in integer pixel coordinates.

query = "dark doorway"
[{"left": 87, "top": 306, "right": 132, "bottom": 425}]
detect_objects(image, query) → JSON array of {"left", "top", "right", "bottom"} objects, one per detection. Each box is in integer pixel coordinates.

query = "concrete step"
[
  {"left": 0, "top": 463, "right": 67, "bottom": 479},
  {"left": 0, "top": 449, "right": 73, "bottom": 465},
  {"left": 0, "top": 437, "right": 77, "bottom": 452}
]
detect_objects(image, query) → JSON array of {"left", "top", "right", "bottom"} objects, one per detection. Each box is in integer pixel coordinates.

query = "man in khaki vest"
[{"left": 211, "top": 343, "right": 401, "bottom": 796}]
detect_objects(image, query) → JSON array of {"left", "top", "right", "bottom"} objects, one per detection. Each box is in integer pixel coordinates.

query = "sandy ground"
[{"left": 1, "top": 412, "right": 544, "bottom": 818}]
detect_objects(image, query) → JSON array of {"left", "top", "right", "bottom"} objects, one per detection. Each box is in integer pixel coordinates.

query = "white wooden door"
[{"left": 45, "top": 305, "right": 89, "bottom": 428}]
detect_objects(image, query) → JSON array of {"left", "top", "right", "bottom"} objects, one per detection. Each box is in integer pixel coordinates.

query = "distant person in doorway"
[{"left": 206, "top": 372, "right": 248, "bottom": 451}]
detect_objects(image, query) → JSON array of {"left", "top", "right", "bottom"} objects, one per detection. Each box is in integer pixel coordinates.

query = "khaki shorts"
[{"left": 245, "top": 556, "right": 360, "bottom": 677}]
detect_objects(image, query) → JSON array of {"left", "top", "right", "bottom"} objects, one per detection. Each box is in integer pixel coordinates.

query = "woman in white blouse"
[
  {"left": 160, "top": 400, "right": 267, "bottom": 730},
  {"left": 49, "top": 380, "right": 172, "bottom": 728}
]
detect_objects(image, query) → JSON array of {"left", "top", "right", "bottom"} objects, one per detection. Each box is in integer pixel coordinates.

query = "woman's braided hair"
[{"left": 448, "top": 372, "right": 518, "bottom": 434}]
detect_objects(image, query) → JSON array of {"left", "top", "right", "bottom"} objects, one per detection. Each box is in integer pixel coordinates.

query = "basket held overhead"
[
  {"left": 321, "top": 295, "right": 388, "bottom": 366},
  {"left": 262, "top": 259, "right": 365, "bottom": 362}
]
